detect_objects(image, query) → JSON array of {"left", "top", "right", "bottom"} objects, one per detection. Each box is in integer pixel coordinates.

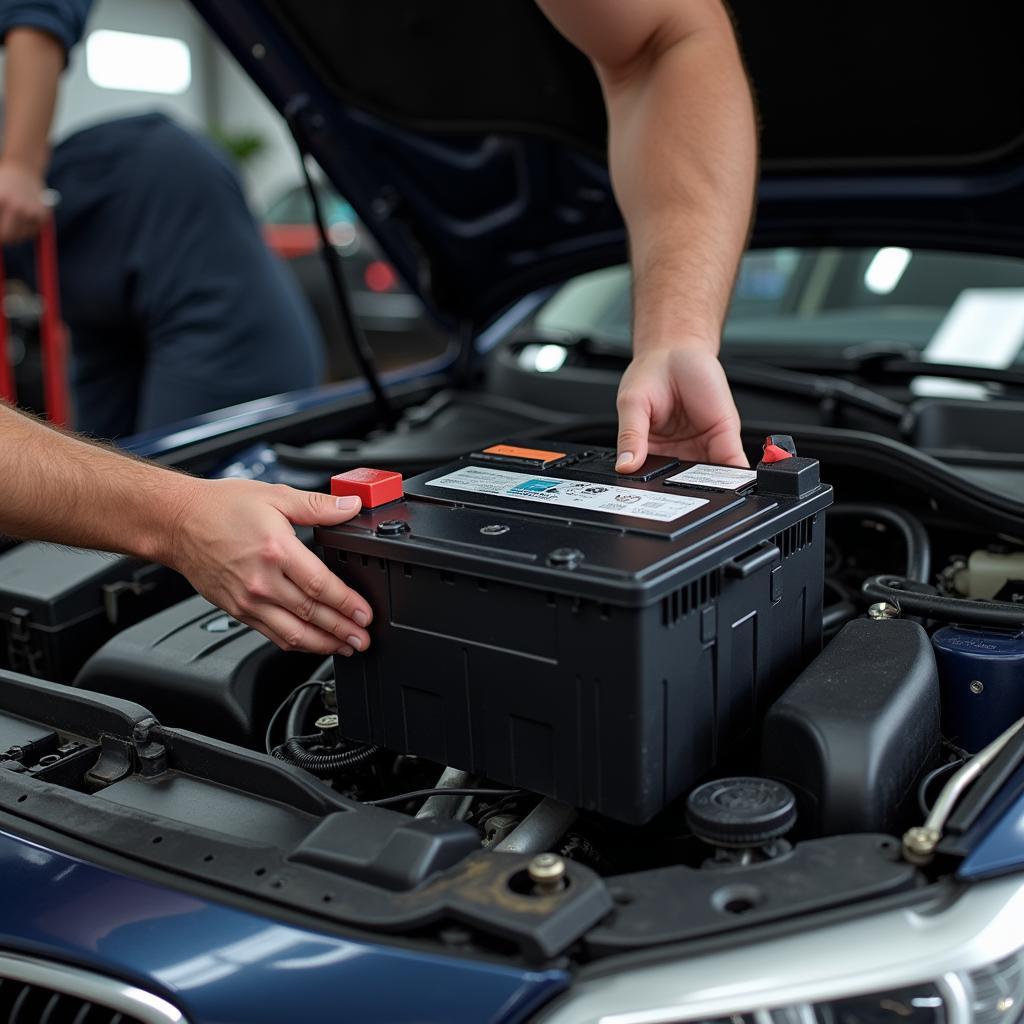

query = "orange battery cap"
[{"left": 330, "top": 468, "right": 404, "bottom": 508}]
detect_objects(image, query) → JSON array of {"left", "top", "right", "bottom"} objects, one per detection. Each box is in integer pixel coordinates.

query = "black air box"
[
  {"left": 0, "top": 543, "right": 191, "bottom": 683},
  {"left": 75, "top": 595, "right": 320, "bottom": 745},
  {"left": 317, "top": 439, "right": 831, "bottom": 824},
  {"left": 761, "top": 618, "right": 941, "bottom": 835}
]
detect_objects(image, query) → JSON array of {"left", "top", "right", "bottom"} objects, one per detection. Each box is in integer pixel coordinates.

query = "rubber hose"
[
  {"left": 830, "top": 504, "right": 931, "bottom": 583},
  {"left": 273, "top": 733, "right": 379, "bottom": 777},
  {"left": 863, "top": 575, "right": 1024, "bottom": 628}
]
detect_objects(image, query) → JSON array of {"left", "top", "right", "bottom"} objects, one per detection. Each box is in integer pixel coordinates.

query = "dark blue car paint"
[
  {"left": 0, "top": 828, "right": 567, "bottom": 1023},
  {"left": 958, "top": 765, "right": 1024, "bottom": 881}
]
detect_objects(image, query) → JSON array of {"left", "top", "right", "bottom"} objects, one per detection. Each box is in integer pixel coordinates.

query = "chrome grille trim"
[{"left": 0, "top": 951, "right": 186, "bottom": 1023}]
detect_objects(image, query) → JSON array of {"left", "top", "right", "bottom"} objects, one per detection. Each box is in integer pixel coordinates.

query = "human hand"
[
  {"left": 165, "top": 478, "right": 373, "bottom": 656},
  {"left": 615, "top": 345, "right": 746, "bottom": 470},
  {"left": 0, "top": 161, "right": 49, "bottom": 244}
]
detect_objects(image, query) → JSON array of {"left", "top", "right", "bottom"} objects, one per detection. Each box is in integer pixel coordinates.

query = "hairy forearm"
[
  {"left": 2, "top": 27, "right": 64, "bottom": 175},
  {"left": 602, "top": 21, "right": 757, "bottom": 353},
  {"left": 0, "top": 402, "right": 196, "bottom": 562}
]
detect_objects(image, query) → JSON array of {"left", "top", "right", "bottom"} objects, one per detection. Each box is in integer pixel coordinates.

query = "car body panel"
[
  {"left": 0, "top": 828, "right": 566, "bottom": 1024},
  {"left": 958, "top": 767, "right": 1024, "bottom": 881}
]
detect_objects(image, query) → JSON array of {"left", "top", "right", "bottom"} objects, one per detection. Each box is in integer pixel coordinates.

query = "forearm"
[
  {"left": 602, "top": 17, "right": 756, "bottom": 353},
  {"left": 0, "top": 401, "right": 196, "bottom": 562},
  {"left": 1, "top": 26, "right": 64, "bottom": 175}
]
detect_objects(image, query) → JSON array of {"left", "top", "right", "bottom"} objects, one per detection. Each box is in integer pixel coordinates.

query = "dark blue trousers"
[{"left": 8, "top": 112, "right": 324, "bottom": 439}]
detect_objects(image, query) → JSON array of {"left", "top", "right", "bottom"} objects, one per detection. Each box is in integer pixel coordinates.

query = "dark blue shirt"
[{"left": 0, "top": 0, "right": 91, "bottom": 53}]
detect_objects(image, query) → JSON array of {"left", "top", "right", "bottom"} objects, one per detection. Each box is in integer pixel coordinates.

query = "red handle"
[
  {"left": 35, "top": 218, "right": 69, "bottom": 427},
  {"left": 0, "top": 250, "right": 14, "bottom": 405},
  {"left": 0, "top": 221, "right": 70, "bottom": 422}
]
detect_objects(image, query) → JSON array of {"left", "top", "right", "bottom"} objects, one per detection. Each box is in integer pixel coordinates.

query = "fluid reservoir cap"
[{"left": 686, "top": 777, "right": 797, "bottom": 848}]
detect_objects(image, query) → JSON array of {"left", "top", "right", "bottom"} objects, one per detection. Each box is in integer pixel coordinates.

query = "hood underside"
[{"left": 193, "top": 0, "right": 1024, "bottom": 326}]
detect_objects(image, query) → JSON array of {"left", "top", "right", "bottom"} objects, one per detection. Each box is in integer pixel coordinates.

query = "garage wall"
[
  {"left": 51, "top": 0, "right": 212, "bottom": 135},
  {"left": 207, "top": 42, "right": 303, "bottom": 212}
]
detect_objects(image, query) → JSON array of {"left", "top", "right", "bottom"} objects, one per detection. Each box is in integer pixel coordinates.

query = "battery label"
[
  {"left": 427, "top": 466, "right": 709, "bottom": 522},
  {"left": 666, "top": 464, "right": 758, "bottom": 490}
]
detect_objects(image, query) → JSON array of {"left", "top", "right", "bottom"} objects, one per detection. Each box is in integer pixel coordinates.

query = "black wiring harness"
[{"left": 264, "top": 663, "right": 379, "bottom": 778}]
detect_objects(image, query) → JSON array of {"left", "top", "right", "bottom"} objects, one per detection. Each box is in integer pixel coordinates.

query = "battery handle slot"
[{"left": 726, "top": 542, "right": 782, "bottom": 579}]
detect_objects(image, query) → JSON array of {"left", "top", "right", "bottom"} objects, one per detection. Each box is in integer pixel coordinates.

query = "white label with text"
[
  {"left": 427, "top": 466, "right": 709, "bottom": 522},
  {"left": 666, "top": 464, "right": 758, "bottom": 490}
]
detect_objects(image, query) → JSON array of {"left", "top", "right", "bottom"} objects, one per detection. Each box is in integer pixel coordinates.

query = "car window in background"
[
  {"left": 264, "top": 184, "right": 356, "bottom": 228},
  {"left": 262, "top": 181, "right": 449, "bottom": 382},
  {"left": 535, "top": 247, "right": 1024, "bottom": 360}
]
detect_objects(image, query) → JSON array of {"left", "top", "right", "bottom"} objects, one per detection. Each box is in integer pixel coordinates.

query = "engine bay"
[{"left": 1, "top": 369, "right": 1023, "bottom": 966}]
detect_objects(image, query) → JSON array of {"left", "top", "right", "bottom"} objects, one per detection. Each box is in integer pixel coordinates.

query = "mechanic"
[
  {"left": 0, "top": 0, "right": 325, "bottom": 439},
  {"left": 0, "top": 400, "right": 373, "bottom": 656}
]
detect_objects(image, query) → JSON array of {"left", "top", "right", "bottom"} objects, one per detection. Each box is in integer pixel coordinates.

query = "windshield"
[{"left": 536, "top": 248, "right": 1024, "bottom": 363}]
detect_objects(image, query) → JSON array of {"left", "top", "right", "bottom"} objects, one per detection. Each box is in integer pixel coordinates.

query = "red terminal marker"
[
  {"left": 331, "top": 468, "right": 404, "bottom": 509},
  {"left": 761, "top": 444, "right": 794, "bottom": 464}
]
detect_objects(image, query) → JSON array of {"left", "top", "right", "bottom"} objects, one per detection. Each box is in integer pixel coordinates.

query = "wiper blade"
[{"left": 879, "top": 356, "right": 1024, "bottom": 391}]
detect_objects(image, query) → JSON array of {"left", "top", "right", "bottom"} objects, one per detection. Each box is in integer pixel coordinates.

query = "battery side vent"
[
  {"left": 661, "top": 570, "right": 720, "bottom": 627},
  {"left": 773, "top": 517, "right": 815, "bottom": 559}
]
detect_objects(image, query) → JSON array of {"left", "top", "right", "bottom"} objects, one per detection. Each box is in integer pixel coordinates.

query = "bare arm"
[
  {"left": 0, "top": 26, "right": 63, "bottom": 241},
  {"left": 0, "top": 402, "right": 373, "bottom": 655},
  {"left": 536, "top": 0, "right": 757, "bottom": 467}
]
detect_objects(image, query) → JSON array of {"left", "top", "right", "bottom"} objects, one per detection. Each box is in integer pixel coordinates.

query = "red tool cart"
[{"left": 0, "top": 217, "right": 70, "bottom": 427}]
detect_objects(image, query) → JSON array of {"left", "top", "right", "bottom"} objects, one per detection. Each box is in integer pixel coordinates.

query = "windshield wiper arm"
[{"left": 722, "top": 360, "right": 908, "bottom": 420}]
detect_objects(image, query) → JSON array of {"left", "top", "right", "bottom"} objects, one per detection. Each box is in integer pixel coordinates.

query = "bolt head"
[
  {"left": 902, "top": 826, "right": 941, "bottom": 864},
  {"left": 376, "top": 519, "right": 410, "bottom": 537},
  {"left": 315, "top": 714, "right": 339, "bottom": 730},
  {"left": 480, "top": 524, "right": 510, "bottom": 536},
  {"left": 547, "top": 547, "right": 584, "bottom": 569},
  {"left": 528, "top": 853, "right": 566, "bottom": 883},
  {"left": 970, "top": 680, "right": 985, "bottom": 695},
  {"left": 868, "top": 602, "right": 899, "bottom": 621}
]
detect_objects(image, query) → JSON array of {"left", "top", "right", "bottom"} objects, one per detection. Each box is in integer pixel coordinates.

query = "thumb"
[
  {"left": 616, "top": 395, "right": 650, "bottom": 473},
  {"left": 278, "top": 487, "right": 363, "bottom": 527}
]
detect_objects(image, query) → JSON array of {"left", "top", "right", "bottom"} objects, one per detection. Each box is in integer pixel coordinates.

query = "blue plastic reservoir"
[{"left": 932, "top": 626, "right": 1024, "bottom": 752}]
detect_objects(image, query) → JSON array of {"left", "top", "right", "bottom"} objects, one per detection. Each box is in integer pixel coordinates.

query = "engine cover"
[{"left": 316, "top": 440, "right": 832, "bottom": 823}]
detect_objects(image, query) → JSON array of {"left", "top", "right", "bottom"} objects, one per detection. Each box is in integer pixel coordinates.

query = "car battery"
[
  {"left": 0, "top": 543, "right": 192, "bottom": 683},
  {"left": 316, "top": 437, "right": 832, "bottom": 824}
]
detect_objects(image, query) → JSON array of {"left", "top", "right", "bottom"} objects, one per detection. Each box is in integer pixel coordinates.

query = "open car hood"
[{"left": 192, "top": 1, "right": 1024, "bottom": 329}]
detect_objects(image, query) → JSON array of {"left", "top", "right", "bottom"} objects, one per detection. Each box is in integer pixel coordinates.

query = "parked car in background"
[{"left": 263, "top": 181, "right": 447, "bottom": 380}]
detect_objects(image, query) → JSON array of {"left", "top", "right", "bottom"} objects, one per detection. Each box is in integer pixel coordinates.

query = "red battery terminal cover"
[
  {"left": 330, "top": 468, "right": 404, "bottom": 508},
  {"left": 761, "top": 434, "right": 798, "bottom": 464}
]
